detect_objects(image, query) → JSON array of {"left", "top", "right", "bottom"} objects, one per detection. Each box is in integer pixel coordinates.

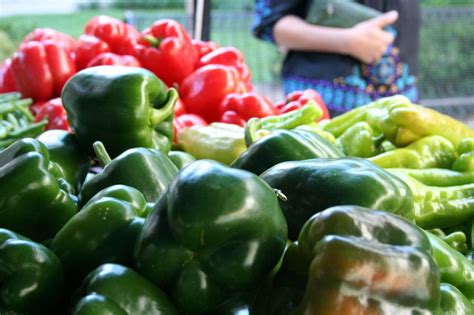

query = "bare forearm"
[{"left": 273, "top": 15, "right": 349, "bottom": 54}]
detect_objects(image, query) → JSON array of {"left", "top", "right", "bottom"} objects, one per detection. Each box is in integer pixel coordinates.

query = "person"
[{"left": 253, "top": 0, "right": 420, "bottom": 116}]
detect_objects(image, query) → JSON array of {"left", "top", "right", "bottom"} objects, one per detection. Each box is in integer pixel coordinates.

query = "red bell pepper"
[
  {"left": 34, "top": 97, "right": 70, "bottom": 131},
  {"left": 74, "top": 35, "right": 111, "bottom": 70},
  {"left": 274, "top": 89, "right": 330, "bottom": 121},
  {"left": 0, "top": 59, "right": 17, "bottom": 93},
  {"left": 174, "top": 97, "right": 186, "bottom": 117},
  {"left": 198, "top": 47, "right": 252, "bottom": 85},
  {"left": 22, "top": 28, "right": 76, "bottom": 54},
  {"left": 192, "top": 39, "right": 220, "bottom": 60},
  {"left": 11, "top": 41, "right": 76, "bottom": 102},
  {"left": 84, "top": 16, "right": 141, "bottom": 55},
  {"left": 219, "top": 92, "right": 278, "bottom": 125},
  {"left": 140, "top": 19, "right": 197, "bottom": 87},
  {"left": 180, "top": 64, "right": 240, "bottom": 123},
  {"left": 173, "top": 113, "right": 207, "bottom": 143},
  {"left": 87, "top": 52, "right": 141, "bottom": 68}
]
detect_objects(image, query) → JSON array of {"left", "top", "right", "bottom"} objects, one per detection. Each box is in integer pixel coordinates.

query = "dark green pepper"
[
  {"left": 336, "top": 121, "right": 384, "bottom": 157},
  {"left": 72, "top": 263, "right": 178, "bottom": 315},
  {"left": 52, "top": 185, "right": 148, "bottom": 282},
  {"left": 261, "top": 157, "right": 414, "bottom": 240},
  {"left": 232, "top": 127, "right": 344, "bottom": 175},
  {"left": 168, "top": 150, "right": 196, "bottom": 169},
  {"left": 260, "top": 206, "right": 440, "bottom": 315},
  {"left": 37, "top": 129, "right": 90, "bottom": 194},
  {"left": 426, "top": 231, "right": 474, "bottom": 303},
  {"left": 368, "top": 135, "right": 457, "bottom": 169},
  {"left": 0, "top": 228, "right": 65, "bottom": 314},
  {"left": 62, "top": 66, "right": 178, "bottom": 158},
  {"left": 79, "top": 141, "right": 178, "bottom": 205},
  {"left": 134, "top": 160, "right": 288, "bottom": 314},
  {"left": 0, "top": 138, "right": 78, "bottom": 241}
]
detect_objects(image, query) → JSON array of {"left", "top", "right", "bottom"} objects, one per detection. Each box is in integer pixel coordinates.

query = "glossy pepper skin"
[
  {"left": 368, "top": 135, "right": 457, "bottom": 169},
  {"left": 134, "top": 160, "right": 288, "bottom": 315},
  {"left": 173, "top": 113, "right": 208, "bottom": 144},
  {"left": 33, "top": 97, "right": 71, "bottom": 131},
  {"left": 141, "top": 19, "right": 197, "bottom": 86},
  {"left": 452, "top": 138, "right": 474, "bottom": 172},
  {"left": 440, "top": 283, "right": 474, "bottom": 315},
  {"left": 426, "top": 231, "right": 474, "bottom": 303},
  {"left": 0, "top": 138, "right": 78, "bottom": 241},
  {"left": 389, "top": 170, "right": 474, "bottom": 229},
  {"left": 11, "top": 40, "right": 76, "bottom": 101},
  {"left": 232, "top": 129, "right": 344, "bottom": 175},
  {"left": 180, "top": 64, "right": 241, "bottom": 122},
  {"left": 87, "top": 52, "right": 142, "bottom": 68},
  {"left": 74, "top": 35, "right": 111, "bottom": 70},
  {"left": 280, "top": 206, "right": 441, "bottom": 315},
  {"left": 37, "top": 129, "right": 90, "bottom": 194},
  {"left": 0, "top": 228, "right": 65, "bottom": 314},
  {"left": 22, "top": 27, "right": 76, "bottom": 54},
  {"left": 72, "top": 264, "right": 178, "bottom": 315},
  {"left": 261, "top": 157, "right": 414, "bottom": 240},
  {"left": 52, "top": 185, "right": 148, "bottom": 282},
  {"left": 62, "top": 66, "right": 178, "bottom": 157},
  {"left": 168, "top": 150, "right": 196, "bottom": 169},
  {"left": 388, "top": 168, "right": 474, "bottom": 187},
  {"left": 0, "top": 59, "right": 17, "bottom": 93},
  {"left": 79, "top": 142, "right": 178, "bottom": 205},
  {"left": 218, "top": 92, "right": 278, "bottom": 125},
  {"left": 336, "top": 121, "right": 384, "bottom": 158},
  {"left": 274, "top": 89, "right": 329, "bottom": 121}
]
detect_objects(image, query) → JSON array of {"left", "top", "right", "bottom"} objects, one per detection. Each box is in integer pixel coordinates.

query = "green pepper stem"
[
  {"left": 143, "top": 35, "right": 162, "bottom": 48},
  {"left": 244, "top": 118, "right": 262, "bottom": 147},
  {"left": 93, "top": 141, "right": 112, "bottom": 167},
  {"left": 150, "top": 88, "right": 178, "bottom": 127}
]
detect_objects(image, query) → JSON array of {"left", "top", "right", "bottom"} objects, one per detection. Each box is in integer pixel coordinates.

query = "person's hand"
[{"left": 344, "top": 11, "right": 399, "bottom": 64}]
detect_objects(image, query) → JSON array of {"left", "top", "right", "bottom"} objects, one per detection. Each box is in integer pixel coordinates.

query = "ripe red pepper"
[
  {"left": 84, "top": 16, "right": 141, "bottom": 55},
  {"left": 198, "top": 47, "right": 252, "bottom": 84},
  {"left": 11, "top": 41, "right": 76, "bottom": 101},
  {"left": 0, "top": 59, "right": 17, "bottom": 93},
  {"left": 174, "top": 97, "right": 186, "bottom": 117},
  {"left": 22, "top": 28, "right": 76, "bottom": 54},
  {"left": 74, "top": 35, "right": 111, "bottom": 70},
  {"left": 192, "top": 39, "right": 220, "bottom": 60},
  {"left": 180, "top": 64, "right": 240, "bottom": 123},
  {"left": 219, "top": 92, "right": 278, "bottom": 125},
  {"left": 87, "top": 52, "right": 141, "bottom": 68},
  {"left": 274, "top": 89, "right": 330, "bottom": 121},
  {"left": 34, "top": 97, "right": 71, "bottom": 131},
  {"left": 173, "top": 113, "right": 208, "bottom": 143},
  {"left": 140, "top": 19, "right": 197, "bottom": 87}
]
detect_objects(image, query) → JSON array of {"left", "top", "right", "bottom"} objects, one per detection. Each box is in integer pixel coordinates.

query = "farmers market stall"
[{"left": 0, "top": 12, "right": 474, "bottom": 315}]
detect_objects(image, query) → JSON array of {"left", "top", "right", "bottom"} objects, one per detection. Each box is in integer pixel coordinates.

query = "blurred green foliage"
[{"left": 422, "top": 0, "right": 472, "bottom": 6}]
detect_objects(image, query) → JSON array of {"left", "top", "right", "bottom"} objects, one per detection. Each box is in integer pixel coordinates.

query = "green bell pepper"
[
  {"left": 440, "top": 283, "right": 473, "bottom": 315},
  {"left": 232, "top": 126, "right": 344, "bottom": 176},
  {"left": 51, "top": 185, "right": 148, "bottom": 282},
  {"left": 261, "top": 206, "right": 440, "bottom": 315},
  {"left": 452, "top": 138, "right": 474, "bottom": 172},
  {"left": 79, "top": 141, "right": 178, "bottom": 205},
  {"left": 0, "top": 228, "right": 65, "bottom": 314},
  {"left": 134, "top": 160, "right": 288, "bottom": 314},
  {"left": 0, "top": 138, "right": 78, "bottom": 241},
  {"left": 336, "top": 121, "right": 384, "bottom": 157},
  {"left": 72, "top": 263, "right": 178, "bottom": 315},
  {"left": 368, "top": 135, "right": 457, "bottom": 169},
  {"left": 389, "top": 170, "right": 474, "bottom": 229},
  {"left": 37, "top": 129, "right": 90, "bottom": 194},
  {"left": 168, "top": 150, "right": 196, "bottom": 170},
  {"left": 426, "top": 231, "right": 474, "bottom": 303},
  {"left": 261, "top": 157, "right": 414, "bottom": 240},
  {"left": 62, "top": 66, "right": 178, "bottom": 158}
]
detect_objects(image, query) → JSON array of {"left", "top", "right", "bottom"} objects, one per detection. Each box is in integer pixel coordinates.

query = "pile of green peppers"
[{"left": 1, "top": 67, "right": 474, "bottom": 314}]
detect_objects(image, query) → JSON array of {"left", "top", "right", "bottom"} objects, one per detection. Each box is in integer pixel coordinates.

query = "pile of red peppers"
[{"left": 0, "top": 15, "right": 330, "bottom": 138}]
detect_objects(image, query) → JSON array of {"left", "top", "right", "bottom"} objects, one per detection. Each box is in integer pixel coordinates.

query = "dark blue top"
[{"left": 253, "top": 0, "right": 420, "bottom": 114}]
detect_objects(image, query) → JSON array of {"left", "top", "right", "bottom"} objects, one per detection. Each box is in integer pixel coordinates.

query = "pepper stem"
[
  {"left": 244, "top": 118, "right": 262, "bottom": 147},
  {"left": 93, "top": 141, "right": 112, "bottom": 167},
  {"left": 150, "top": 88, "right": 178, "bottom": 127},
  {"left": 143, "top": 35, "right": 162, "bottom": 48}
]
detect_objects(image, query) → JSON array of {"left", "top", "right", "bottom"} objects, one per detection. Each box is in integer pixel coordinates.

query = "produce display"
[{"left": 0, "top": 14, "right": 474, "bottom": 315}]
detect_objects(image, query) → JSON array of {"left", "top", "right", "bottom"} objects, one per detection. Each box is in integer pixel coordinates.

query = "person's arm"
[{"left": 273, "top": 11, "right": 399, "bottom": 64}]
